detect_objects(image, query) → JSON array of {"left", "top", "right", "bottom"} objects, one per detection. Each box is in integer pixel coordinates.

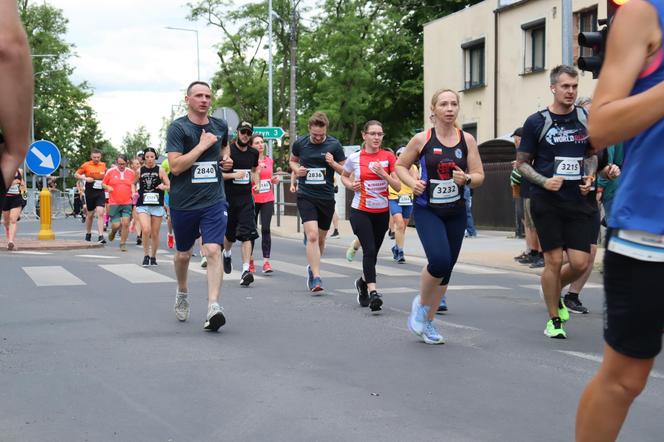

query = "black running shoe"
[
  {"left": 388, "top": 230, "right": 395, "bottom": 240},
  {"left": 240, "top": 270, "right": 254, "bottom": 287},
  {"left": 136, "top": 236, "right": 142, "bottom": 246},
  {"left": 223, "top": 254, "right": 232, "bottom": 274},
  {"left": 150, "top": 256, "right": 158, "bottom": 266},
  {"left": 98, "top": 235, "right": 106, "bottom": 244},
  {"left": 142, "top": 255, "right": 150, "bottom": 267},
  {"left": 564, "top": 295, "right": 589, "bottom": 314},
  {"left": 529, "top": 257, "right": 545, "bottom": 268},
  {"left": 85, "top": 233, "right": 91, "bottom": 242},
  {"left": 368, "top": 291, "right": 383, "bottom": 313},
  {"left": 355, "top": 277, "right": 369, "bottom": 307}
]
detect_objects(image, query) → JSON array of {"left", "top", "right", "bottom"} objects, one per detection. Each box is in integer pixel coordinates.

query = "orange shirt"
[
  {"left": 102, "top": 168, "right": 135, "bottom": 205},
  {"left": 76, "top": 161, "right": 107, "bottom": 191}
]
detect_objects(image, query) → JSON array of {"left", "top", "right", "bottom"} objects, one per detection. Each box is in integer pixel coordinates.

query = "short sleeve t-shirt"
[
  {"left": 518, "top": 108, "right": 589, "bottom": 201},
  {"left": 291, "top": 135, "right": 346, "bottom": 201},
  {"left": 389, "top": 165, "right": 418, "bottom": 200},
  {"left": 224, "top": 142, "right": 259, "bottom": 202},
  {"left": 76, "top": 161, "right": 107, "bottom": 192},
  {"left": 102, "top": 168, "right": 135, "bottom": 205},
  {"left": 166, "top": 116, "right": 228, "bottom": 210},
  {"left": 343, "top": 149, "right": 396, "bottom": 213},
  {"left": 253, "top": 156, "right": 275, "bottom": 204}
]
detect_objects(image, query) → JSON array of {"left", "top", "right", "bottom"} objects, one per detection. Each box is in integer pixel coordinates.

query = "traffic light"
[
  {"left": 578, "top": 1, "right": 631, "bottom": 78},
  {"left": 578, "top": 26, "right": 607, "bottom": 79}
]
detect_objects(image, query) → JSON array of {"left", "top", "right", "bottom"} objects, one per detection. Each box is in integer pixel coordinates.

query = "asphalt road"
[{"left": 1, "top": 219, "right": 662, "bottom": 441}]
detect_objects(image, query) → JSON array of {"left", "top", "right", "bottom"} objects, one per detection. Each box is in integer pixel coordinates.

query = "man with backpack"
[{"left": 516, "top": 65, "right": 597, "bottom": 339}]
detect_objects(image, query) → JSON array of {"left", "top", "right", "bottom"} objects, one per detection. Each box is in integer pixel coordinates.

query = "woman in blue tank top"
[
  {"left": 576, "top": 2, "right": 664, "bottom": 440},
  {"left": 396, "top": 89, "right": 484, "bottom": 345}
]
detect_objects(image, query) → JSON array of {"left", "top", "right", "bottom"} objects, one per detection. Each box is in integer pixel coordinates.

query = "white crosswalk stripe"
[
  {"left": 188, "top": 265, "right": 264, "bottom": 281},
  {"left": 520, "top": 284, "right": 603, "bottom": 290},
  {"left": 23, "top": 266, "right": 86, "bottom": 287},
  {"left": 384, "top": 255, "right": 507, "bottom": 275},
  {"left": 322, "top": 258, "right": 420, "bottom": 276},
  {"left": 76, "top": 254, "right": 119, "bottom": 259},
  {"left": 268, "top": 259, "right": 347, "bottom": 278},
  {"left": 99, "top": 264, "right": 175, "bottom": 283}
]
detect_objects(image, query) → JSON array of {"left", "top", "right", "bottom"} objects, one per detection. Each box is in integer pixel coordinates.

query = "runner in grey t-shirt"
[
  {"left": 166, "top": 81, "right": 233, "bottom": 332},
  {"left": 288, "top": 111, "right": 345, "bottom": 293}
]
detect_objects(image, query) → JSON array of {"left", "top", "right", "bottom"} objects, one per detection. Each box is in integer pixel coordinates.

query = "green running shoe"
[
  {"left": 544, "top": 318, "right": 567, "bottom": 339},
  {"left": 346, "top": 242, "right": 357, "bottom": 262},
  {"left": 558, "top": 299, "right": 570, "bottom": 323}
]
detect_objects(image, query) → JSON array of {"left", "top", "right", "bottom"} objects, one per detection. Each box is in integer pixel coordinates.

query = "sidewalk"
[
  {"left": 0, "top": 238, "right": 103, "bottom": 252},
  {"left": 270, "top": 214, "right": 604, "bottom": 276}
]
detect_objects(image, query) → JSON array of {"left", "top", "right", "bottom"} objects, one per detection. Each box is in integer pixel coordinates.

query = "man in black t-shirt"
[
  {"left": 222, "top": 121, "right": 260, "bottom": 287},
  {"left": 289, "top": 111, "right": 346, "bottom": 293},
  {"left": 517, "top": 65, "right": 597, "bottom": 340},
  {"left": 166, "top": 81, "right": 232, "bottom": 332}
]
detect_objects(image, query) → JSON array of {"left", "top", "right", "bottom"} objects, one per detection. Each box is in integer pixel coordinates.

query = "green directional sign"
[{"left": 253, "top": 126, "right": 285, "bottom": 140}]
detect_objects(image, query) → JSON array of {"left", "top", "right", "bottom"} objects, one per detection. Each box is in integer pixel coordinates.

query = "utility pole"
[
  {"left": 289, "top": 0, "right": 298, "bottom": 145},
  {"left": 561, "top": 0, "right": 573, "bottom": 65}
]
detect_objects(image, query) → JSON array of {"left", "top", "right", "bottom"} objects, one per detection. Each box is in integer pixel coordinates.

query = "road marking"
[
  {"left": 269, "top": 259, "right": 347, "bottom": 278},
  {"left": 76, "top": 254, "right": 119, "bottom": 259},
  {"left": 188, "top": 265, "right": 264, "bottom": 280},
  {"left": 100, "top": 264, "right": 175, "bottom": 283},
  {"left": 521, "top": 284, "right": 603, "bottom": 291},
  {"left": 557, "top": 351, "right": 664, "bottom": 380},
  {"left": 386, "top": 307, "right": 482, "bottom": 331},
  {"left": 12, "top": 251, "right": 52, "bottom": 255},
  {"left": 447, "top": 285, "right": 510, "bottom": 290},
  {"left": 336, "top": 287, "right": 419, "bottom": 295},
  {"left": 23, "top": 266, "right": 86, "bottom": 287},
  {"left": 322, "top": 258, "right": 420, "bottom": 276},
  {"left": 389, "top": 255, "right": 507, "bottom": 275}
]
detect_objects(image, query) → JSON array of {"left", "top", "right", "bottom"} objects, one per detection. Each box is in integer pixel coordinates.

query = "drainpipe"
[{"left": 493, "top": 7, "right": 499, "bottom": 138}]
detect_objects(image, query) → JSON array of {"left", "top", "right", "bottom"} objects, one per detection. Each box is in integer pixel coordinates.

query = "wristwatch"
[{"left": 465, "top": 174, "right": 472, "bottom": 186}]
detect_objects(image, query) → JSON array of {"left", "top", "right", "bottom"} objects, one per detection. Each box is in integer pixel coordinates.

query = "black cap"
[
  {"left": 237, "top": 121, "right": 253, "bottom": 133},
  {"left": 511, "top": 127, "right": 523, "bottom": 137}
]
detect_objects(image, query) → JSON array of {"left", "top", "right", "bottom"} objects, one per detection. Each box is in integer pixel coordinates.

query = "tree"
[
  {"left": 19, "top": 0, "right": 113, "bottom": 172},
  {"left": 120, "top": 126, "right": 152, "bottom": 159}
]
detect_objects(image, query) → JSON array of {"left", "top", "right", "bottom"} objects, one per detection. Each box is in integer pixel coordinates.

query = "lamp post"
[{"left": 165, "top": 26, "right": 200, "bottom": 80}]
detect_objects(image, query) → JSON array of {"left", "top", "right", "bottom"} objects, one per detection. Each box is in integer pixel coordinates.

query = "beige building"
[{"left": 423, "top": 0, "right": 607, "bottom": 144}]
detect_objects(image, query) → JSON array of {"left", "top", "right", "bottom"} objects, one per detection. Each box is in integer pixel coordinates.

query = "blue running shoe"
[
  {"left": 391, "top": 245, "right": 399, "bottom": 262},
  {"left": 310, "top": 276, "right": 323, "bottom": 294},
  {"left": 306, "top": 265, "right": 314, "bottom": 290},
  {"left": 397, "top": 250, "right": 406, "bottom": 264},
  {"left": 422, "top": 320, "right": 445, "bottom": 345},
  {"left": 437, "top": 295, "right": 448, "bottom": 314},
  {"left": 408, "top": 295, "right": 427, "bottom": 336}
]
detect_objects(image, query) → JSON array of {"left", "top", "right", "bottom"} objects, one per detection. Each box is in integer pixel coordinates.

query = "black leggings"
[
  {"left": 349, "top": 208, "right": 389, "bottom": 285},
  {"left": 251, "top": 202, "right": 274, "bottom": 258}
]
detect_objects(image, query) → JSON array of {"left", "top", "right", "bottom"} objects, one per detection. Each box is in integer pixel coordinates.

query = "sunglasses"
[{"left": 239, "top": 129, "right": 253, "bottom": 136}]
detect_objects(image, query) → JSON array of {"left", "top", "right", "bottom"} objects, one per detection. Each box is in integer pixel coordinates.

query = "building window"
[
  {"left": 522, "top": 19, "right": 546, "bottom": 73},
  {"left": 462, "top": 123, "right": 477, "bottom": 141},
  {"left": 462, "top": 39, "right": 485, "bottom": 90},
  {"left": 574, "top": 6, "right": 598, "bottom": 63}
]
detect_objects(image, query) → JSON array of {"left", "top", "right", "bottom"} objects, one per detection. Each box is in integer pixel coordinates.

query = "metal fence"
[{"left": 21, "top": 190, "right": 78, "bottom": 220}]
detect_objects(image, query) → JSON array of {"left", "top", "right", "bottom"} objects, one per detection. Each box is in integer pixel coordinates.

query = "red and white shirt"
[{"left": 343, "top": 149, "right": 396, "bottom": 213}]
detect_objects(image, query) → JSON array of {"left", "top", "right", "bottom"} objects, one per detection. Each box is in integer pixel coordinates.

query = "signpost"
[
  {"left": 26, "top": 140, "right": 61, "bottom": 240},
  {"left": 253, "top": 126, "right": 285, "bottom": 140}
]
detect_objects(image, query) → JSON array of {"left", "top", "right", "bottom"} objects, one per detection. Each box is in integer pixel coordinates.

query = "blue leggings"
[{"left": 413, "top": 204, "right": 466, "bottom": 285}]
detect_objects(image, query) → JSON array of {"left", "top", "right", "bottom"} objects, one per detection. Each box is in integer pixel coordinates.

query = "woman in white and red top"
[
  {"left": 250, "top": 134, "right": 280, "bottom": 273},
  {"left": 341, "top": 120, "right": 401, "bottom": 313}
]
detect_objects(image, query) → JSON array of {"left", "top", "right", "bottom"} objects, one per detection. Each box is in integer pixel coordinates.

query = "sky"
[{"left": 48, "top": 0, "right": 238, "bottom": 148}]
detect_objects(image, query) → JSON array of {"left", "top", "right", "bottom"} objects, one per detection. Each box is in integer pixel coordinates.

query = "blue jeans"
[{"left": 464, "top": 186, "right": 476, "bottom": 236}]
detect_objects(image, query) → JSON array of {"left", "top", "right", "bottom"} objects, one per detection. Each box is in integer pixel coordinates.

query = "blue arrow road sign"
[{"left": 26, "top": 140, "right": 61, "bottom": 176}]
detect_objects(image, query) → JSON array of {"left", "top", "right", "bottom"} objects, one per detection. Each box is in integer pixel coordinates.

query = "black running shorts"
[
  {"left": 296, "top": 195, "right": 335, "bottom": 231},
  {"left": 530, "top": 195, "right": 596, "bottom": 253},
  {"left": 85, "top": 189, "right": 106, "bottom": 211},
  {"left": 604, "top": 248, "right": 664, "bottom": 359},
  {"left": 225, "top": 196, "right": 258, "bottom": 243}
]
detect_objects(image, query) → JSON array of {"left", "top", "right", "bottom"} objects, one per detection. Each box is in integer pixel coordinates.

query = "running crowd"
[{"left": 1, "top": 1, "right": 663, "bottom": 439}]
